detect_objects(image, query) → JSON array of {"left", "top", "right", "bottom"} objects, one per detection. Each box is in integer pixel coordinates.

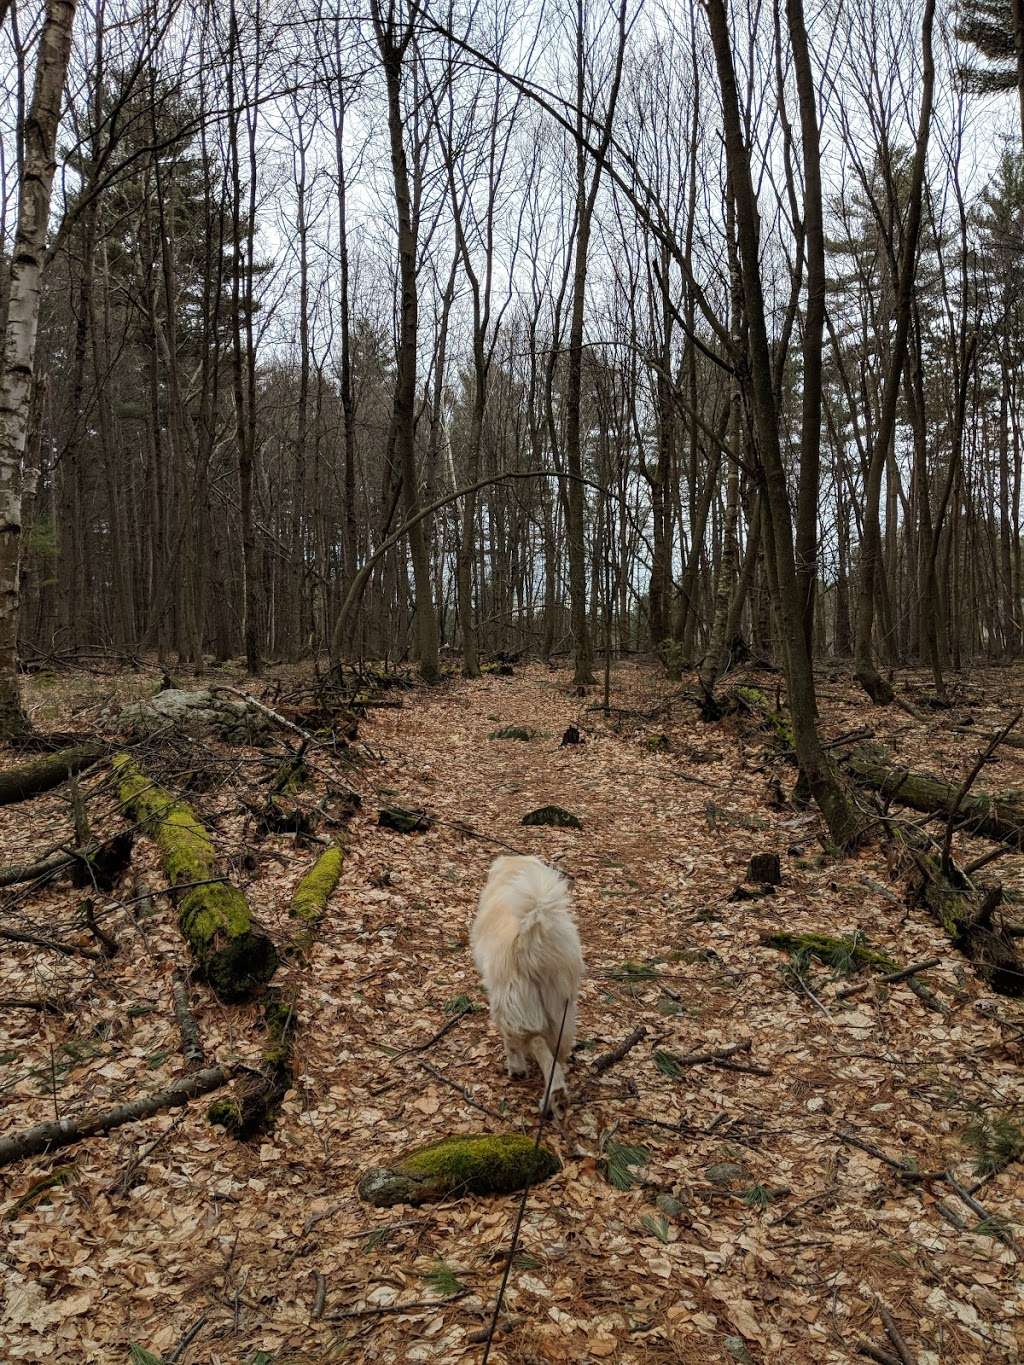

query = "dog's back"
[{"left": 472, "top": 855, "right": 583, "bottom": 1041}]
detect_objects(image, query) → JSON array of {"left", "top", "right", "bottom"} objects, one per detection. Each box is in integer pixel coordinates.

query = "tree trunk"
[{"left": 0, "top": 0, "right": 78, "bottom": 737}]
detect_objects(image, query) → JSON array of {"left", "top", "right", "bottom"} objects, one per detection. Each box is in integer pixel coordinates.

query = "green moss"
[
  {"left": 358, "top": 1133, "right": 561, "bottom": 1207},
  {"left": 4, "top": 1165, "right": 77, "bottom": 1220},
  {"left": 207, "top": 1098, "right": 243, "bottom": 1128},
  {"left": 116, "top": 755, "right": 277, "bottom": 1001},
  {"left": 290, "top": 847, "right": 343, "bottom": 922},
  {"left": 762, "top": 931, "right": 893, "bottom": 974},
  {"left": 735, "top": 687, "right": 794, "bottom": 748},
  {"left": 489, "top": 725, "right": 535, "bottom": 741}
]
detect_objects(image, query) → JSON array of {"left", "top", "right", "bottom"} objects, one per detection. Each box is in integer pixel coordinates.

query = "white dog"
[{"left": 471, "top": 855, "right": 584, "bottom": 1119}]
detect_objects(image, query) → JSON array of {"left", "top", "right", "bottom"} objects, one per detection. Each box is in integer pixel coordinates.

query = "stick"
[
  {"left": 0, "top": 926, "right": 101, "bottom": 960},
  {"left": 0, "top": 996, "right": 61, "bottom": 1013},
  {"left": 326, "top": 1292, "right": 468, "bottom": 1321},
  {"left": 0, "top": 1065, "right": 233, "bottom": 1168},
  {"left": 166, "top": 1313, "right": 208, "bottom": 1363},
  {"left": 835, "top": 959, "right": 940, "bottom": 1000},
  {"left": 83, "top": 900, "right": 119, "bottom": 957},
  {"left": 592, "top": 1025, "right": 648, "bottom": 1073},
  {"left": 877, "top": 1302, "right": 916, "bottom": 1365},
  {"left": 944, "top": 1169, "right": 1017, "bottom": 1248},
  {"left": 106, "top": 1112, "right": 187, "bottom": 1196},
  {"left": 0, "top": 851, "right": 75, "bottom": 888},
  {"left": 311, "top": 1271, "right": 327, "bottom": 1321},
  {"left": 171, "top": 970, "right": 205, "bottom": 1067},
  {"left": 838, "top": 1132, "right": 942, "bottom": 1182},
  {"left": 672, "top": 1039, "right": 751, "bottom": 1067},
  {"left": 857, "top": 1341, "right": 902, "bottom": 1365},
  {"left": 390, "top": 1005, "right": 471, "bottom": 1057},
  {"left": 417, "top": 1060, "right": 501, "bottom": 1119}
]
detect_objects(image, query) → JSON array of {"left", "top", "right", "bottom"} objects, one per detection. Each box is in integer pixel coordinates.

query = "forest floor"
[{"left": 0, "top": 658, "right": 1023, "bottom": 1364}]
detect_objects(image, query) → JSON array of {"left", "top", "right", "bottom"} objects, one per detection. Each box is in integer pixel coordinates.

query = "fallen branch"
[
  {"left": 0, "top": 996, "right": 62, "bottom": 1013},
  {"left": 941, "top": 711, "right": 1021, "bottom": 874},
  {"left": 390, "top": 1005, "right": 472, "bottom": 1057},
  {"left": 877, "top": 1302, "right": 916, "bottom": 1365},
  {"left": 0, "top": 850, "right": 75, "bottom": 888},
  {"left": 326, "top": 1292, "right": 468, "bottom": 1322},
  {"left": 592, "top": 1025, "right": 648, "bottom": 1073},
  {"left": 0, "top": 925, "right": 101, "bottom": 960},
  {"left": 673, "top": 1039, "right": 753, "bottom": 1067},
  {"left": 835, "top": 959, "right": 940, "bottom": 1001},
  {"left": 0, "top": 1065, "right": 233, "bottom": 1168}
]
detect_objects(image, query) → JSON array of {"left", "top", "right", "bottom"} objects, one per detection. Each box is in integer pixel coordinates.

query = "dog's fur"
[{"left": 471, "top": 855, "right": 584, "bottom": 1118}]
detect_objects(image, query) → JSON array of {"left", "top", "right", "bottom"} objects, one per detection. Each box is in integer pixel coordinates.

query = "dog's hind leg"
[
  {"left": 528, "top": 1036, "right": 569, "bottom": 1119},
  {"left": 504, "top": 1036, "right": 529, "bottom": 1079}
]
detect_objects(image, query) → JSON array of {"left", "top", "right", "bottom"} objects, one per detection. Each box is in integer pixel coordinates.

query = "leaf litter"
[{"left": 0, "top": 661, "right": 1021, "bottom": 1362}]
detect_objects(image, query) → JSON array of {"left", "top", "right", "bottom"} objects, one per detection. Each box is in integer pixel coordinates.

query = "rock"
[
  {"left": 746, "top": 852, "right": 782, "bottom": 885},
  {"left": 358, "top": 1133, "right": 560, "bottom": 1207},
  {"left": 521, "top": 805, "right": 582, "bottom": 829},
  {"left": 655, "top": 1193, "right": 688, "bottom": 1219},
  {"left": 489, "top": 726, "right": 535, "bottom": 741},
  {"left": 704, "top": 1161, "right": 747, "bottom": 1187},
  {"left": 378, "top": 806, "right": 433, "bottom": 834},
  {"left": 119, "top": 689, "right": 268, "bottom": 742},
  {"left": 560, "top": 724, "right": 583, "bottom": 746},
  {"left": 645, "top": 733, "right": 671, "bottom": 753},
  {"left": 725, "top": 1337, "right": 756, "bottom": 1364}
]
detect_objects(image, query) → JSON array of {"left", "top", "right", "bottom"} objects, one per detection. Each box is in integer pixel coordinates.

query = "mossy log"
[
  {"left": 208, "top": 991, "right": 297, "bottom": 1139},
  {"left": 286, "top": 845, "right": 343, "bottom": 957},
  {"left": 845, "top": 744, "right": 1024, "bottom": 849},
  {"left": 378, "top": 806, "right": 432, "bottom": 834},
  {"left": 762, "top": 931, "right": 947, "bottom": 1009},
  {"left": 0, "top": 742, "right": 103, "bottom": 806},
  {"left": 489, "top": 725, "right": 535, "bottom": 741},
  {"left": 113, "top": 755, "right": 277, "bottom": 1001},
  {"left": 357, "top": 1133, "right": 560, "bottom": 1207}
]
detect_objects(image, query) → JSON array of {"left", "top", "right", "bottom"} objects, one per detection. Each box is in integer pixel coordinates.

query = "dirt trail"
[{"left": 1, "top": 663, "right": 1022, "bottom": 1363}]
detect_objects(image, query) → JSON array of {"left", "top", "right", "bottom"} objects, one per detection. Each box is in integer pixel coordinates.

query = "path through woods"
[{"left": 0, "top": 663, "right": 1022, "bottom": 1362}]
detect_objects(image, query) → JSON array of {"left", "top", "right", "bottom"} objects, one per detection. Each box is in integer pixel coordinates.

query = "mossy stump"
[
  {"left": 114, "top": 755, "right": 277, "bottom": 1001},
  {"left": 208, "top": 990, "right": 297, "bottom": 1139},
  {"left": 521, "top": 805, "right": 582, "bottom": 830},
  {"left": 358, "top": 1133, "right": 560, "bottom": 1207},
  {"left": 378, "top": 806, "right": 432, "bottom": 834}
]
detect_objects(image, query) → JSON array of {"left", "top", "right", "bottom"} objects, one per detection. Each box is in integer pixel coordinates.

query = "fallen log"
[
  {"left": 727, "top": 689, "right": 1024, "bottom": 996},
  {"left": 0, "top": 1065, "right": 232, "bottom": 1168},
  {"left": 0, "top": 850, "right": 75, "bottom": 888},
  {"left": 113, "top": 755, "right": 277, "bottom": 1001},
  {"left": 0, "top": 742, "right": 103, "bottom": 806},
  {"left": 845, "top": 744, "right": 1024, "bottom": 850}
]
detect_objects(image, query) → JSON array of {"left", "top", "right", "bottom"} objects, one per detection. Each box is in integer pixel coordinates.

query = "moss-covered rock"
[
  {"left": 358, "top": 1133, "right": 561, "bottom": 1207},
  {"left": 761, "top": 931, "right": 892, "bottom": 973},
  {"left": 489, "top": 725, "right": 535, "bottom": 741},
  {"left": 209, "top": 991, "right": 297, "bottom": 1139},
  {"left": 114, "top": 755, "right": 277, "bottom": 1002},
  {"left": 521, "top": 805, "right": 582, "bottom": 829}
]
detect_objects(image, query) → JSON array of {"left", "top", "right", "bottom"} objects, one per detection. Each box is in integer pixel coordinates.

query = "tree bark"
[{"left": 0, "top": 0, "right": 78, "bottom": 736}]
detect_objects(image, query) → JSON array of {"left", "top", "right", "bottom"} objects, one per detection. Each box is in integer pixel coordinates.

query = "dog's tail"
[{"left": 507, "top": 859, "right": 571, "bottom": 939}]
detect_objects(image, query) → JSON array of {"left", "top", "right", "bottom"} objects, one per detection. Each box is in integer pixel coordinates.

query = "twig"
[
  {"left": 944, "top": 1169, "right": 1017, "bottom": 1248},
  {"left": 835, "top": 959, "right": 940, "bottom": 1001},
  {"left": 671, "top": 1039, "right": 752, "bottom": 1068},
  {"left": 0, "top": 996, "right": 61, "bottom": 1014},
  {"left": 838, "top": 1132, "right": 942, "bottom": 1182},
  {"left": 0, "top": 925, "right": 101, "bottom": 959},
  {"left": 82, "top": 900, "right": 119, "bottom": 957},
  {"left": 592, "top": 1025, "right": 647, "bottom": 1073},
  {"left": 877, "top": 1302, "right": 916, "bottom": 1365},
  {"left": 106, "top": 1112, "right": 187, "bottom": 1196},
  {"left": 417, "top": 1060, "right": 501, "bottom": 1119},
  {"left": 857, "top": 1340, "right": 902, "bottom": 1365},
  {"left": 390, "top": 1005, "right": 472, "bottom": 1057},
  {"left": 166, "top": 1313, "right": 208, "bottom": 1363},
  {"left": 941, "top": 709, "right": 1022, "bottom": 875},
  {"left": 311, "top": 1271, "right": 327, "bottom": 1321},
  {"left": 326, "top": 1291, "right": 468, "bottom": 1321},
  {"left": 171, "top": 971, "right": 206, "bottom": 1067}
]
